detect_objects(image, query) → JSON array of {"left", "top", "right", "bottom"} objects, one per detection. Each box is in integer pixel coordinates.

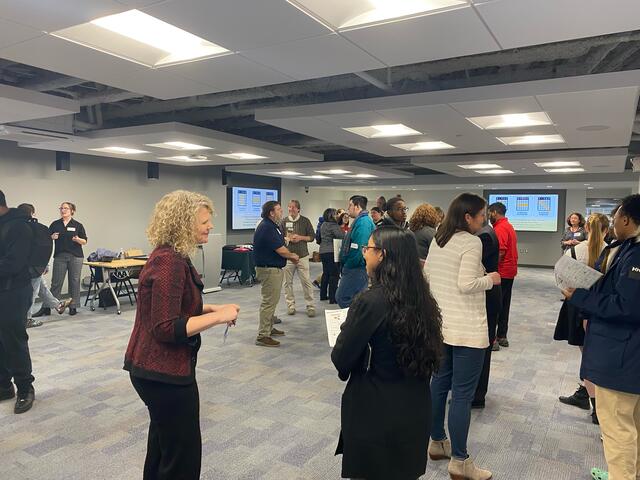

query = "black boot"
[
  {"left": 590, "top": 397, "right": 599, "bottom": 425},
  {"left": 14, "top": 387, "right": 35, "bottom": 414},
  {"left": 559, "top": 385, "right": 591, "bottom": 410},
  {"left": 32, "top": 307, "right": 51, "bottom": 317}
]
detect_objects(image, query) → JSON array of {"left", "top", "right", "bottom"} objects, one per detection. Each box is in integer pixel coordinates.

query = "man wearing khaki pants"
[
  {"left": 254, "top": 201, "right": 299, "bottom": 348},
  {"left": 281, "top": 200, "right": 316, "bottom": 318}
]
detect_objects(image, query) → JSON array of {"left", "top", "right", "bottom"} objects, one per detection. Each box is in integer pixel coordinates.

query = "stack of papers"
[
  {"left": 554, "top": 255, "right": 603, "bottom": 290},
  {"left": 325, "top": 308, "right": 349, "bottom": 347}
]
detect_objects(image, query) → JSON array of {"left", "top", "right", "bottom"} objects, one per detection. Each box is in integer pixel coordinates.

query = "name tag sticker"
[
  {"left": 629, "top": 266, "right": 640, "bottom": 280},
  {"left": 286, "top": 222, "right": 293, "bottom": 229},
  {"left": 350, "top": 243, "right": 358, "bottom": 250},
  {"left": 66, "top": 227, "right": 76, "bottom": 232}
]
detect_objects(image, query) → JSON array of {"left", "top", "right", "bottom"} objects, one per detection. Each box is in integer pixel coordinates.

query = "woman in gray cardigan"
[{"left": 319, "top": 208, "right": 345, "bottom": 303}]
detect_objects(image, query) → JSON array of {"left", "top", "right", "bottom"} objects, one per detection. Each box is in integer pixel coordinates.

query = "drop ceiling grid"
[{"left": 0, "top": 1, "right": 639, "bottom": 99}]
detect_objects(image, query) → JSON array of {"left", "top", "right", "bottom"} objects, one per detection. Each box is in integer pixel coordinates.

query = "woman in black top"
[
  {"left": 331, "top": 226, "right": 443, "bottom": 480},
  {"left": 561, "top": 212, "right": 587, "bottom": 252},
  {"left": 49, "top": 202, "right": 87, "bottom": 315}
]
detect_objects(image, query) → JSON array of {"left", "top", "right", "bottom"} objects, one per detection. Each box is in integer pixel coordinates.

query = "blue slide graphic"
[
  {"left": 231, "top": 186, "right": 278, "bottom": 229},
  {"left": 489, "top": 194, "right": 559, "bottom": 232}
]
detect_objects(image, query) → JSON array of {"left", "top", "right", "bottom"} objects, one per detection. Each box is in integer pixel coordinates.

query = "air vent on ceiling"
[{"left": 0, "top": 125, "right": 73, "bottom": 144}]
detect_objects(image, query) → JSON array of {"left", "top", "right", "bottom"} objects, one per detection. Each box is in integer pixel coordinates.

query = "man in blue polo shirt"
[
  {"left": 563, "top": 194, "right": 640, "bottom": 480},
  {"left": 254, "top": 201, "right": 299, "bottom": 348}
]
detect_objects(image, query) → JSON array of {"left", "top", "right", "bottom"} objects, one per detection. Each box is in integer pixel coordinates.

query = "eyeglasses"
[
  {"left": 361, "top": 246, "right": 382, "bottom": 254},
  {"left": 394, "top": 207, "right": 409, "bottom": 212}
]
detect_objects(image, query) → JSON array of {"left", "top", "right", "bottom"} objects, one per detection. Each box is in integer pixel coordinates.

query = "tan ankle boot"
[
  {"left": 428, "top": 438, "right": 452, "bottom": 460},
  {"left": 448, "top": 457, "right": 492, "bottom": 480}
]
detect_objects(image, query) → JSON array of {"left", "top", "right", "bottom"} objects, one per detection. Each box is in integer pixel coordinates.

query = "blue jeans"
[
  {"left": 335, "top": 267, "right": 368, "bottom": 308},
  {"left": 431, "top": 344, "right": 485, "bottom": 459}
]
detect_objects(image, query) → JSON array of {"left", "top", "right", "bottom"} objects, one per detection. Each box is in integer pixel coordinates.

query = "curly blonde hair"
[
  {"left": 409, "top": 203, "right": 439, "bottom": 232},
  {"left": 147, "top": 190, "right": 214, "bottom": 257}
]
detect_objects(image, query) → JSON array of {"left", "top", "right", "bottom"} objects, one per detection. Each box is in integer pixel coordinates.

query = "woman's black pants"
[{"left": 130, "top": 375, "right": 201, "bottom": 480}]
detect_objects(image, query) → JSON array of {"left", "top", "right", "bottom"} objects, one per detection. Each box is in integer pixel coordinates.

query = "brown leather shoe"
[
  {"left": 56, "top": 298, "right": 72, "bottom": 314},
  {"left": 270, "top": 328, "right": 285, "bottom": 336},
  {"left": 255, "top": 337, "right": 280, "bottom": 347}
]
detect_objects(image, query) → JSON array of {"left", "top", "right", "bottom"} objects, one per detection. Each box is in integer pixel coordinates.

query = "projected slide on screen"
[
  {"left": 231, "top": 186, "right": 278, "bottom": 230},
  {"left": 489, "top": 193, "right": 559, "bottom": 232}
]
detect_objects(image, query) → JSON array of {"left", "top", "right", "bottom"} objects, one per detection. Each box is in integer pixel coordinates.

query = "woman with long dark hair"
[
  {"left": 332, "top": 226, "right": 443, "bottom": 480},
  {"left": 319, "top": 208, "right": 345, "bottom": 303},
  {"left": 424, "top": 193, "right": 500, "bottom": 480}
]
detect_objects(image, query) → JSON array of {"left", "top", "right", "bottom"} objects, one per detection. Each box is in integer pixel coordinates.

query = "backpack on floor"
[{"left": 98, "top": 289, "right": 116, "bottom": 308}]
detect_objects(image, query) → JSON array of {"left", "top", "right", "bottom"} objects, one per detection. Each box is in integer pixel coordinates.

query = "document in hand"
[
  {"left": 554, "top": 255, "right": 603, "bottom": 290},
  {"left": 333, "top": 238, "right": 342, "bottom": 263},
  {"left": 325, "top": 307, "right": 349, "bottom": 347}
]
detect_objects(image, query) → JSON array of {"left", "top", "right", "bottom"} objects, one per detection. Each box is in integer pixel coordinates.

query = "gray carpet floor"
[{"left": 0, "top": 265, "right": 605, "bottom": 479}]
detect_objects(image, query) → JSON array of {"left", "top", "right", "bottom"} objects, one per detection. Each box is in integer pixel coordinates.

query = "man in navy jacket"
[{"left": 564, "top": 194, "right": 640, "bottom": 480}]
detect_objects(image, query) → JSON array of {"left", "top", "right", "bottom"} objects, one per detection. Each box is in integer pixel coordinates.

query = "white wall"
[{"left": 0, "top": 140, "right": 226, "bottom": 290}]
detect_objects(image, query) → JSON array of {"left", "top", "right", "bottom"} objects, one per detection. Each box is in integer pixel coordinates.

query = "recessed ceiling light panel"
[
  {"left": 217, "top": 153, "right": 268, "bottom": 160},
  {"left": 497, "top": 134, "right": 565, "bottom": 146},
  {"left": 89, "top": 146, "right": 148, "bottom": 154},
  {"left": 392, "top": 141, "right": 455, "bottom": 151},
  {"left": 147, "top": 141, "right": 212, "bottom": 151},
  {"left": 347, "top": 173, "right": 378, "bottom": 178},
  {"left": 535, "top": 161, "right": 582, "bottom": 168},
  {"left": 158, "top": 155, "right": 209, "bottom": 162},
  {"left": 458, "top": 163, "right": 501, "bottom": 170},
  {"left": 315, "top": 169, "right": 352, "bottom": 174},
  {"left": 475, "top": 169, "right": 514, "bottom": 174},
  {"left": 51, "top": 9, "right": 230, "bottom": 68},
  {"left": 299, "top": 175, "right": 329, "bottom": 179},
  {"left": 291, "top": 0, "right": 467, "bottom": 30},
  {"left": 343, "top": 124, "right": 421, "bottom": 138},
  {"left": 543, "top": 167, "right": 585, "bottom": 173},
  {"left": 467, "top": 112, "right": 552, "bottom": 130},
  {"left": 268, "top": 171, "right": 302, "bottom": 176}
]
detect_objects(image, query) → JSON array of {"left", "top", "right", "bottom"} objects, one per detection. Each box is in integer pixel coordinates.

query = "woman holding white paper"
[
  {"left": 319, "top": 208, "right": 344, "bottom": 304},
  {"left": 555, "top": 213, "right": 610, "bottom": 424},
  {"left": 331, "top": 226, "right": 443, "bottom": 480}
]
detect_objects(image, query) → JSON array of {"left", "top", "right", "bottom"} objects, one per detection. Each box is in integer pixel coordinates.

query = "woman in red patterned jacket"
[{"left": 124, "top": 190, "right": 239, "bottom": 480}]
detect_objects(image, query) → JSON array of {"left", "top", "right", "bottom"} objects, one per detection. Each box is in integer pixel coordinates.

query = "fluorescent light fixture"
[
  {"left": 497, "top": 134, "right": 565, "bottom": 146},
  {"left": 216, "top": 153, "right": 267, "bottom": 160},
  {"left": 475, "top": 169, "right": 514, "bottom": 175},
  {"left": 51, "top": 10, "right": 229, "bottom": 68},
  {"left": 543, "top": 167, "right": 585, "bottom": 173},
  {"left": 458, "top": 163, "right": 501, "bottom": 170},
  {"left": 268, "top": 171, "right": 302, "bottom": 176},
  {"left": 158, "top": 155, "right": 209, "bottom": 162},
  {"left": 291, "top": 0, "right": 466, "bottom": 30},
  {"left": 535, "top": 161, "right": 581, "bottom": 168},
  {"left": 299, "top": 175, "right": 329, "bottom": 179},
  {"left": 343, "top": 124, "right": 421, "bottom": 138},
  {"left": 89, "top": 146, "right": 148, "bottom": 154},
  {"left": 315, "top": 169, "right": 352, "bottom": 174},
  {"left": 392, "top": 141, "right": 455, "bottom": 151},
  {"left": 347, "top": 173, "right": 378, "bottom": 178},
  {"left": 467, "top": 112, "right": 552, "bottom": 130},
  {"left": 147, "top": 141, "right": 212, "bottom": 151}
]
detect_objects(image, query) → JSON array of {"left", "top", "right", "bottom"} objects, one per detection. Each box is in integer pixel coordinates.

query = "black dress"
[
  {"left": 331, "top": 285, "right": 430, "bottom": 480},
  {"left": 553, "top": 247, "right": 585, "bottom": 346}
]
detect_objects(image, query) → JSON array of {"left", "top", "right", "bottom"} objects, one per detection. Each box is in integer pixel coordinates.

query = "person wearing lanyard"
[
  {"left": 48, "top": 202, "right": 87, "bottom": 316},
  {"left": 253, "top": 201, "right": 299, "bottom": 348},
  {"left": 563, "top": 194, "right": 640, "bottom": 480}
]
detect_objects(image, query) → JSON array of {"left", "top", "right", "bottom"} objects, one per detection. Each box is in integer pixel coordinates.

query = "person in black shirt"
[
  {"left": 49, "top": 202, "right": 87, "bottom": 316},
  {"left": 0, "top": 189, "right": 36, "bottom": 413}
]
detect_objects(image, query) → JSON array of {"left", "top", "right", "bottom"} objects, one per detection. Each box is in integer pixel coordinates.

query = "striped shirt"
[
  {"left": 280, "top": 215, "right": 315, "bottom": 258},
  {"left": 424, "top": 231, "right": 493, "bottom": 348}
]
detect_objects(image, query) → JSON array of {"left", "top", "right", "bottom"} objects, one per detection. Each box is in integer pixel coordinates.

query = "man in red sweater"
[{"left": 489, "top": 202, "right": 518, "bottom": 350}]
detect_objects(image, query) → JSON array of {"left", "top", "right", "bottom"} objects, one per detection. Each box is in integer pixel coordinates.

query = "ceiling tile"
[
  {"left": 341, "top": 6, "right": 499, "bottom": 66},
  {"left": 241, "top": 33, "right": 385, "bottom": 80},
  {"left": 449, "top": 96, "right": 542, "bottom": 117},
  {"left": 0, "top": 35, "right": 217, "bottom": 99},
  {"left": 476, "top": 0, "right": 640, "bottom": 49},
  {"left": 168, "top": 54, "right": 295, "bottom": 93},
  {"left": 0, "top": 18, "right": 43, "bottom": 49},
  {"left": 0, "top": 0, "right": 127, "bottom": 31},
  {"left": 143, "top": 0, "right": 330, "bottom": 52},
  {"left": 0, "top": 84, "right": 79, "bottom": 123}
]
